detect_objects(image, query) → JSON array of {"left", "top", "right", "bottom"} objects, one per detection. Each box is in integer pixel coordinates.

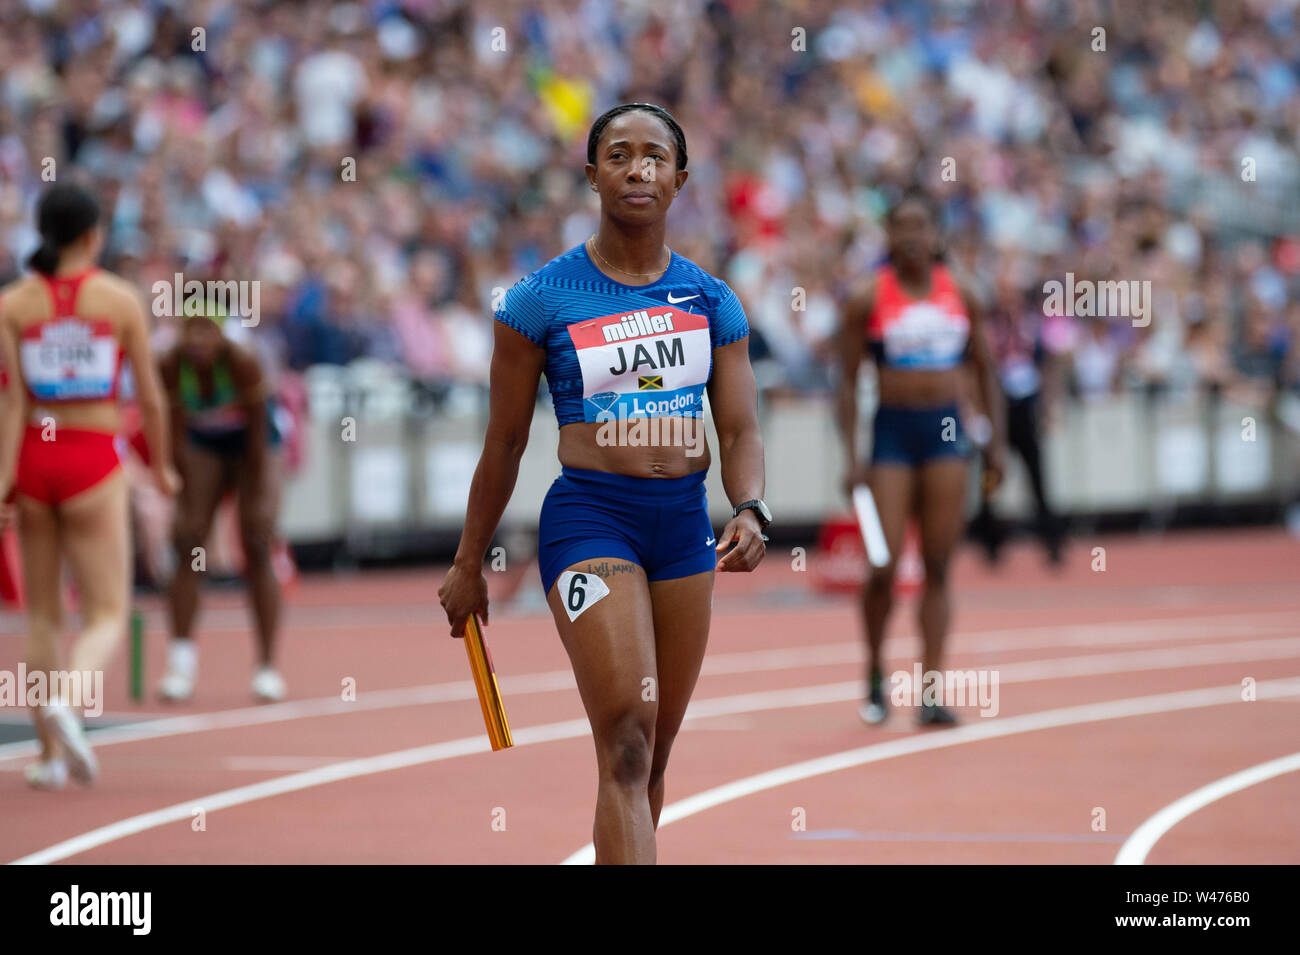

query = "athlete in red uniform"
[
  {"left": 0, "top": 184, "right": 177, "bottom": 789},
  {"left": 837, "top": 193, "right": 1005, "bottom": 726}
]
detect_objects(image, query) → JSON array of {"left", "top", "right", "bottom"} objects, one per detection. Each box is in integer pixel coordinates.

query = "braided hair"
[{"left": 586, "top": 103, "right": 688, "bottom": 171}]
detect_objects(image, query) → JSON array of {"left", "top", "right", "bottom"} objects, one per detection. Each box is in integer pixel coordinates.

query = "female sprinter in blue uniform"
[
  {"left": 438, "top": 104, "right": 768, "bottom": 865},
  {"left": 837, "top": 194, "right": 1004, "bottom": 726}
]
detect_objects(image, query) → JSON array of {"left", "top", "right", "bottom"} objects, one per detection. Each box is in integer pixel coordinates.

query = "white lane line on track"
[
  {"left": 559, "top": 678, "right": 1300, "bottom": 865},
  {"left": 5, "top": 615, "right": 1294, "bottom": 764},
  {"left": 1113, "top": 752, "right": 1300, "bottom": 865},
  {"left": 10, "top": 657, "right": 1300, "bottom": 866},
  {"left": 4, "top": 591, "right": 1294, "bottom": 636},
  {"left": 9, "top": 720, "right": 590, "bottom": 865},
  {"left": 223, "top": 756, "right": 359, "bottom": 772},
  {"left": 1, "top": 610, "right": 1293, "bottom": 764},
  {"left": 675, "top": 637, "right": 1300, "bottom": 722},
  {"left": 793, "top": 829, "right": 1126, "bottom": 844}
]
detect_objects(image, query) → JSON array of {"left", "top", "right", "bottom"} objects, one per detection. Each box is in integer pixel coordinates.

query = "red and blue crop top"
[{"left": 867, "top": 264, "right": 970, "bottom": 371}]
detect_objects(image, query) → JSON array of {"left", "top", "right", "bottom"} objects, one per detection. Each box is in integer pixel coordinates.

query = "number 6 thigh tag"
[{"left": 557, "top": 570, "right": 611, "bottom": 622}]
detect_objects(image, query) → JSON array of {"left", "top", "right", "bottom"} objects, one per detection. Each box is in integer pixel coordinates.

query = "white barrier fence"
[{"left": 281, "top": 372, "right": 1299, "bottom": 545}]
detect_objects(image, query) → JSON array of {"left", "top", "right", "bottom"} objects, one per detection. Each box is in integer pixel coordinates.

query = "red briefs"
[{"left": 15, "top": 424, "right": 125, "bottom": 505}]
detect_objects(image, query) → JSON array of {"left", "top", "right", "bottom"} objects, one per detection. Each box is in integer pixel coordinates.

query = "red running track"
[{"left": 0, "top": 529, "right": 1297, "bottom": 864}]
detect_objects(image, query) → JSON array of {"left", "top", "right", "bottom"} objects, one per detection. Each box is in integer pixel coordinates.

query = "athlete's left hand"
[
  {"left": 981, "top": 444, "right": 1006, "bottom": 497},
  {"left": 716, "top": 510, "right": 765, "bottom": 572}
]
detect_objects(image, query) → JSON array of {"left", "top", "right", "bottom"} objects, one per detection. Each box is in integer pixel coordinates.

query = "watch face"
[{"left": 739, "top": 500, "right": 771, "bottom": 526}]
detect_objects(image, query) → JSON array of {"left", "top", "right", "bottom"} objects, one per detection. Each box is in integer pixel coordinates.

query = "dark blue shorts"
[
  {"left": 871, "top": 404, "right": 971, "bottom": 466},
  {"left": 538, "top": 467, "right": 716, "bottom": 595}
]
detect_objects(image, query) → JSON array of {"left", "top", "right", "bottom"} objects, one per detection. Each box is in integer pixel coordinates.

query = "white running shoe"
[
  {"left": 24, "top": 758, "right": 68, "bottom": 790},
  {"left": 250, "top": 666, "right": 287, "bottom": 703},
  {"left": 44, "top": 701, "right": 98, "bottom": 785},
  {"left": 158, "top": 639, "right": 198, "bottom": 701},
  {"left": 859, "top": 701, "right": 887, "bottom": 725}
]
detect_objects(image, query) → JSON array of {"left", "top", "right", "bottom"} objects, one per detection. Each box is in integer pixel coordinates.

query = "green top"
[{"left": 178, "top": 358, "right": 246, "bottom": 434}]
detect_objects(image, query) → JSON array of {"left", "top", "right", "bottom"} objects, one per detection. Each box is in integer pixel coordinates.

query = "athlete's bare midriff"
[
  {"left": 876, "top": 364, "right": 965, "bottom": 408},
  {"left": 6, "top": 271, "right": 126, "bottom": 434},
  {"left": 557, "top": 419, "right": 712, "bottom": 478},
  {"left": 25, "top": 398, "right": 122, "bottom": 434}
]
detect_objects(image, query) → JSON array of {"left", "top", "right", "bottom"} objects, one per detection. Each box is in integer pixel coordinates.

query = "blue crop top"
[{"left": 494, "top": 244, "right": 750, "bottom": 426}]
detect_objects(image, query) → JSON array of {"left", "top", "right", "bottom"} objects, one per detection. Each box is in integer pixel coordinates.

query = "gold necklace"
[{"left": 587, "top": 235, "right": 670, "bottom": 279}]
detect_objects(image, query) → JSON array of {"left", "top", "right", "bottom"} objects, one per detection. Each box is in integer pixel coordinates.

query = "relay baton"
[
  {"left": 462, "top": 613, "right": 512, "bottom": 750},
  {"left": 852, "top": 484, "right": 892, "bottom": 569}
]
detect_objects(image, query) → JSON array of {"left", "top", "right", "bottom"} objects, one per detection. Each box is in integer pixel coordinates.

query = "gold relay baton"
[{"left": 462, "top": 613, "right": 512, "bottom": 750}]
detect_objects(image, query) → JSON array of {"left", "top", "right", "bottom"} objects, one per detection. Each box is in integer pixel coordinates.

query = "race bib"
[
  {"left": 20, "top": 318, "right": 118, "bottom": 400},
  {"left": 557, "top": 570, "right": 611, "bottom": 622},
  {"left": 567, "top": 307, "right": 711, "bottom": 422},
  {"left": 882, "top": 302, "right": 968, "bottom": 369}
]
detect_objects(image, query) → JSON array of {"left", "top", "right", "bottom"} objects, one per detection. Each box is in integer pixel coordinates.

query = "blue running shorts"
[
  {"left": 871, "top": 403, "right": 972, "bottom": 466},
  {"left": 537, "top": 466, "right": 716, "bottom": 595}
]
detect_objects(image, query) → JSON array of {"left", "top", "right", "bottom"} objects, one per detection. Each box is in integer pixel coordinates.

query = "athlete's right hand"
[
  {"left": 438, "top": 561, "right": 489, "bottom": 639},
  {"left": 152, "top": 463, "right": 181, "bottom": 497},
  {"left": 843, "top": 463, "right": 872, "bottom": 500}
]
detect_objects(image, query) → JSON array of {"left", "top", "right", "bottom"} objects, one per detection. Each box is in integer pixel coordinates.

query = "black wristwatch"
[{"left": 732, "top": 498, "right": 772, "bottom": 530}]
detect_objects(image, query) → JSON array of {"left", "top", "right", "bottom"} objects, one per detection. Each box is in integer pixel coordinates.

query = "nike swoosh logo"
[
  {"left": 705, "top": 537, "right": 716, "bottom": 546},
  {"left": 667, "top": 293, "right": 700, "bottom": 304}
]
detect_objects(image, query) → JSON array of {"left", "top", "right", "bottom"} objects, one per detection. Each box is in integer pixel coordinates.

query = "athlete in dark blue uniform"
[
  {"left": 439, "top": 104, "right": 768, "bottom": 864},
  {"left": 496, "top": 245, "right": 750, "bottom": 594},
  {"left": 838, "top": 194, "right": 1005, "bottom": 727}
]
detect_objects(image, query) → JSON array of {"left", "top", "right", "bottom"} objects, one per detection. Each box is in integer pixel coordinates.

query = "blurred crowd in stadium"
[{"left": 2, "top": 0, "right": 1299, "bottom": 415}]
